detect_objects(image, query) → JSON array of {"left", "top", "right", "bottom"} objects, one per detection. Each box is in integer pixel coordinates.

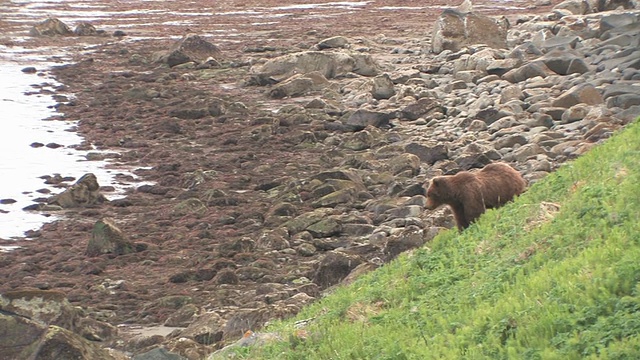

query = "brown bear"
[{"left": 425, "top": 162, "right": 527, "bottom": 231}]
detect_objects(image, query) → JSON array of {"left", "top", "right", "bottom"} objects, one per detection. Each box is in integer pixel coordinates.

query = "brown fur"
[{"left": 425, "top": 163, "right": 527, "bottom": 230}]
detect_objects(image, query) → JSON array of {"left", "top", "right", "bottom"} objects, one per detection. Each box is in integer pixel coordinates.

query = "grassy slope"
[{"left": 241, "top": 119, "right": 640, "bottom": 360}]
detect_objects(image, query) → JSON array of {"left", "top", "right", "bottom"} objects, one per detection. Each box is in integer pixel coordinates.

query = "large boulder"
[
  {"left": 153, "top": 34, "right": 222, "bottom": 67},
  {"left": 47, "top": 173, "right": 107, "bottom": 208},
  {"left": 553, "top": 0, "right": 592, "bottom": 15},
  {"left": 313, "top": 251, "right": 364, "bottom": 289},
  {"left": 0, "top": 290, "right": 124, "bottom": 359},
  {"left": 251, "top": 51, "right": 379, "bottom": 83},
  {"left": 267, "top": 71, "right": 330, "bottom": 98},
  {"left": 0, "top": 290, "right": 80, "bottom": 330},
  {"left": 29, "top": 18, "right": 72, "bottom": 36},
  {"left": 86, "top": 218, "right": 136, "bottom": 257},
  {"left": 431, "top": 9, "right": 508, "bottom": 54}
]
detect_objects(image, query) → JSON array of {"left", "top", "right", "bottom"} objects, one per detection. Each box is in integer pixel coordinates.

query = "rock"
[
  {"left": 313, "top": 251, "right": 363, "bottom": 289},
  {"left": 311, "top": 188, "right": 358, "bottom": 208},
  {"left": 317, "top": 36, "right": 349, "bottom": 49},
  {"left": 213, "top": 269, "right": 239, "bottom": 285},
  {"left": 405, "top": 143, "right": 449, "bottom": 164},
  {"left": 29, "top": 18, "right": 72, "bottom": 36},
  {"left": 47, "top": 173, "right": 107, "bottom": 208},
  {"left": 487, "top": 58, "right": 521, "bottom": 76},
  {"left": 494, "top": 134, "right": 528, "bottom": 150},
  {"left": 0, "top": 310, "right": 48, "bottom": 359},
  {"left": 343, "top": 129, "right": 374, "bottom": 150},
  {"left": 599, "top": 13, "right": 638, "bottom": 37},
  {"left": 509, "top": 143, "right": 546, "bottom": 162},
  {"left": 284, "top": 208, "right": 333, "bottom": 235},
  {"left": 431, "top": 9, "right": 508, "bottom": 54},
  {"left": 371, "top": 73, "right": 396, "bottom": 100},
  {"left": 542, "top": 50, "right": 590, "bottom": 75},
  {"left": 133, "top": 347, "right": 187, "bottom": 360},
  {"left": 560, "top": 104, "right": 590, "bottom": 124},
  {"left": 553, "top": 0, "right": 591, "bottom": 15},
  {"left": 400, "top": 97, "right": 444, "bottom": 120},
  {"left": 207, "top": 330, "right": 281, "bottom": 360},
  {"left": 74, "top": 22, "right": 98, "bottom": 36},
  {"left": 268, "top": 71, "right": 329, "bottom": 99},
  {"left": 180, "top": 312, "right": 225, "bottom": 345},
  {"left": 0, "top": 290, "right": 80, "bottom": 332},
  {"left": 252, "top": 51, "right": 378, "bottom": 82},
  {"left": 539, "top": 35, "right": 582, "bottom": 52},
  {"left": 306, "top": 217, "right": 342, "bottom": 238},
  {"left": 389, "top": 153, "right": 421, "bottom": 176},
  {"left": 172, "top": 198, "right": 207, "bottom": 217},
  {"left": 86, "top": 218, "right": 135, "bottom": 257},
  {"left": 383, "top": 225, "right": 428, "bottom": 261},
  {"left": 153, "top": 34, "right": 222, "bottom": 67},
  {"left": 0, "top": 290, "right": 124, "bottom": 359},
  {"left": 344, "top": 109, "right": 394, "bottom": 131},
  {"left": 34, "top": 325, "right": 127, "bottom": 360},
  {"left": 607, "top": 94, "right": 640, "bottom": 109},
  {"left": 502, "top": 61, "right": 555, "bottom": 83},
  {"left": 551, "top": 83, "right": 604, "bottom": 108}
]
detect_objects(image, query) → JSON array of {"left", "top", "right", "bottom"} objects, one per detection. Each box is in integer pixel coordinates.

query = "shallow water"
[{"left": 0, "top": 61, "right": 147, "bottom": 240}]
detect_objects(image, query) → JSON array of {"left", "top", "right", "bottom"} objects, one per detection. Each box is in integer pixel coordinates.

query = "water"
[{"left": 0, "top": 61, "right": 147, "bottom": 240}]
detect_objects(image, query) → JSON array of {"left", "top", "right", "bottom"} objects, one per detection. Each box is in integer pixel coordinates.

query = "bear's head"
[{"left": 425, "top": 177, "right": 447, "bottom": 210}]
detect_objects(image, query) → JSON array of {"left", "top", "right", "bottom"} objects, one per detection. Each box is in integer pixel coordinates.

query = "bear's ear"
[{"left": 431, "top": 177, "right": 442, "bottom": 187}]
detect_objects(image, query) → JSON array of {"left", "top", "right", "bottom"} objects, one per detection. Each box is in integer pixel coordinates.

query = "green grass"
[{"left": 231, "top": 118, "right": 640, "bottom": 360}]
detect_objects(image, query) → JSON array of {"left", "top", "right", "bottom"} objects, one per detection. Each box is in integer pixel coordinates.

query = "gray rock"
[
  {"left": 431, "top": 9, "right": 508, "bottom": 53},
  {"left": 500, "top": 85, "right": 524, "bottom": 104},
  {"left": 383, "top": 225, "right": 428, "bottom": 261},
  {"left": 539, "top": 35, "right": 582, "bottom": 52},
  {"left": 313, "top": 251, "right": 363, "bottom": 288},
  {"left": 29, "top": 18, "right": 72, "bottom": 36},
  {"left": 343, "top": 129, "right": 374, "bottom": 150},
  {"left": 180, "top": 312, "right": 224, "bottom": 345},
  {"left": 560, "top": 104, "right": 590, "bottom": 124},
  {"left": 371, "top": 73, "right": 396, "bottom": 100},
  {"left": 47, "top": 173, "right": 107, "bottom": 208},
  {"left": 400, "top": 97, "right": 445, "bottom": 120},
  {"left": 86, "top": 218, "right": 135, "bottom": 257},
  {"left": 503, "top": 61, "right": 555, "bottom": 83},
  {"left": 509, "top": 143, "right": 546, "bottom": 162},
  {"left": 268, "top": 72, "right": 329, "bottom": 99},
  {"left": 344, "top": 109, "right": 395, "bottom": 131},
  {"left": 317, "top": 36, "right": 349, "bottom": 50},
  {"left": 606, "top": 94, "right": 640, "bottom": 109},
  {"left": 552, "top": 83, "right": 604, "bottom": 108},
  {"left": 543, "top": 50, "right": 590, "bottom": 75},
  {"left": 599, "top": 12, "right": 639, "bottom": 37},
  {"left": 389, "top": 154, "right": 422, "bottom": 176},
  {"left": 405, "top": 143, "right": 449, "bottom": 164},
  {"left": 74, "top": 22, "right": 98, "bottom": 36},
  {"left": 494, "top": 134, "right": 528, "bottom": 150},
  {"left": 253, "top": 51, "right": 378, "bottom": 82},
  {"left": 307, "top": 217, "right": 342, "bottom": 238},
  {"left": 486, "top": 58, "right": 522, "bottom": 77},
  {"left": 468, "top": 119, "right": 489, "bottom": 131},
  {"left": 553, "top": 0, "right": 592, "bottom": 15},
  {"left": 153, "top": 34, "right": 222, "bottom": 67}
]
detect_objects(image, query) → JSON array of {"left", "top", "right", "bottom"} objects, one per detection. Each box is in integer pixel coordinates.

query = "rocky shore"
[{"left": 1, "top": 0, "right": 640, "bottom": 358}]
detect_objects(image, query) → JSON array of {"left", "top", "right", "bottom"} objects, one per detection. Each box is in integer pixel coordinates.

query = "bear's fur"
[{"left": 425, "top": 162, "right": 527, "bottom": 230}]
